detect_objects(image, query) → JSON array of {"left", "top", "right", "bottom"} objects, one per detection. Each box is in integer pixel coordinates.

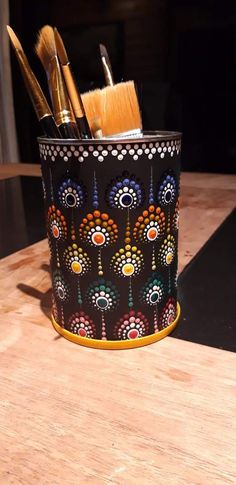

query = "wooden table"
[{"left": 0, "top": 168, "right": 236, "bottom": 484}]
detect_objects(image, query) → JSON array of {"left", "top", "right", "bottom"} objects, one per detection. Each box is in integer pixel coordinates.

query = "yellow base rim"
[{"left": 51, "top": 302, "right": 180, "bottom": 350}]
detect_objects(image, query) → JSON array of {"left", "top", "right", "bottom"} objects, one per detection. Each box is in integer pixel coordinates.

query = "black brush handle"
[
  {"left": 76, "top": 116, "right": 92, "bottom": 139},
  {"left": 40, "top": 115, "right": 61, "bottom": 138},
  {"left": 58, "top": 122, "right": 79, "bottom": 139}
]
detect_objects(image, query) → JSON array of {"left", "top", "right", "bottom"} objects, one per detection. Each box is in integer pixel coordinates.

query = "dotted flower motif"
[
  {"left": 86, "top": 279, "right": 119, "bottom": 312},
  {"left": 111, "top": 244, "right": 144, "bottom": 278},
  {"left": 106, "top": 172, "right": 145, "bottom": 210},
  {"left": 140, "top": 274, "right": 165, "bottom": 306},
  {"left": 159, "top": 298, "right": 176, "bottom": 329},
  {"left": 63, "top": 244, "right": 91, "bottom": 275},
  {"left": 48, "top": 205, "right": 67, "bottom": 240},
  {"left": 114, "top": 310, "right": 149, "bottom": 340},
  {"left": 159, "top": 235, "right": 176, "bottom": 266},
  {"left": 52, "top": 294, "right": 59, "bottom": 321},
  {"left": 68, "top": 311, "right": 96, "bottom": 338},
  {"left": 158, "top": 172, "right": 177, "bottom": 206},
  {"left": 79, "top": 210, "right": 118, "bottom": 248},
  {"left": 53, "top": 271, "right": 69, "bottom": 302},
  {"left": 133, "top": 205, "right": 165, "bottom": 244},
  {"left": 172, "top": 199, "right": 179, "bottom": 231},
  {"left": 58, "top": 178, "right": 86, "bottom": 209}
]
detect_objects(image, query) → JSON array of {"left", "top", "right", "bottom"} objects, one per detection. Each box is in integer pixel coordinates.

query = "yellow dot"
[
  {"left": 166, "top": 252, "right": 173, "bottom": 264},
  {"left": 126, "top": 251, "right": 131, "bottom": 258},
  {"left": 72, "top": 244, "right": 77, "bottom": 249},
  {"left": 125, "top": 244, "right": 131, "bottom": 251},
  {"left": 132, "top": 246, "right": 137, "bottom": 252},
  {"left": 122, "top": 263, "right": 134, "bottom": 276},
  {"left": 74, "top": 251, "right": 78, "bottom": 256},
  {"left": 119, "top": 248, "right": 125, "bottom": 254},
  {"left": 71, "top": 261, "right": 82, "bottom": 274},
  {"left": 125, "top": 238, "right": 131, "bottom": 244}
]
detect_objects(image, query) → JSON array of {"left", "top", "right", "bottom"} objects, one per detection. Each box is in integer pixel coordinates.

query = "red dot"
[
  {"left": 128, "top": 329, "right": 139, "bottom": 339},
  {"left": 79, "top": 328, "right": 87, "bottom": 337}
]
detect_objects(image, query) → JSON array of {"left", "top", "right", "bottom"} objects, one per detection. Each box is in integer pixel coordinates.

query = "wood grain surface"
[{"left": 0, "top": 170, "right": 236, "bottom": 484}]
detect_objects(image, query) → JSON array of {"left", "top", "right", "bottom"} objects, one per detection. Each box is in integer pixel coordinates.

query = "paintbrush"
[
  {"left": 7, "top": 26, "right": 60, "bottom": 138},
  {"left": 82, "top": 81, "right": 142, "bottom": 137},
  {"left": 99, "top": 44, "right": 114, "bottom": 87},
  {"left": 54, "top": 28, "right": 91, "bottom": 139},
  {"left": 35, "top": 25, "right": 79, "bottom": 139}
]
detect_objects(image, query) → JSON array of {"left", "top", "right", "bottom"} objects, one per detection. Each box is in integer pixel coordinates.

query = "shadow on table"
[{"left": 17, "top": 263, "right": 61, "bottom": 339}]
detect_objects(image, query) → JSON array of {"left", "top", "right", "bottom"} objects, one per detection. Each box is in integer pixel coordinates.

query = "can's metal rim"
[
  {"left": 51, "top": 302, "right": 181, "bottom": 350},
  {"left": 38, "top": 130, "right": 182, "bottom": 145}
]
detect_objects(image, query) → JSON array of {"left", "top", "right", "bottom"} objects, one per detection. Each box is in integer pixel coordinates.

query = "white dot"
[
  {"left": 163, "top": 147, "right": 167, "bottom": 152},
  {"left": 144, "top": 148, "right": 149, "bottom": 154},
  {"left": 134, "top": 144, "right": 139, "bottom": 149},
  {"left": 160, "top": 153, "right": 165, "bottom": 159},
  {"left": 98, "top": 156, "right": 104, "bottom": 162},
  {"left": 79, "top": 156, "right": 84, "bottom": 162},
  {"left": 107, "top": 145, "right": 113, "bottom": 151},
  {"left": 133, "top": 155, "right": 138, "bottom": 161},
  {"left": 171, "top": 152, "right": 174, "bottom": 157},
  {"left": 74, "top": 150, "right": 79, "bottom": 156},
  {"left": 121, "top": 149, "right": 127, "bottom": 155},
  {"left": 112, "top": 150, "right": 118, "bottom": 156},
  {"left": 83, "top": 151, "right": 89, "bottom": 157},
  {"left": 48, "top": 150, "right": 52, "bottom": 156},
  {"left": 151, "top": 147, "right": 156, "bottom": 154},
  {"left": 64, "top": 156, "right": 68, "bottom": 162},
  {"left": 67, "top": 151, "right": 72, "bottom": 157},
  {"left": 63, "top": 146, "right": 67, "bottom": 152},
  {"left": 98, "top": 145, "right": 103, "bottom": 151},
  {"left": 59, "top": 151, "right": 63, "bottom": 156},
  {"left": 89, "top": 145, "right": 94, "bottom": 151},
  {"left": 102, "top": 150, "right": 108, "bottom": 156},
  {"left": 70, "top": 145, "right": 75, "bottom": 151},
  {"left": 142, "top": 143, "right": 146, "bottom": 148},
  {"left": 158, "top": 147, "right": 162, "bottom": 153},
  {"left": 148, "top": 153, "right": 153, "bottom": 159},
  {"left": 118, "top": 154, "right": 123, "bottom": 160},
  {"left": 126, "top": 144, "right": 131, "bottom": 150},
  {"left": 93, "top": 150, "right": 99, "bottom": 156},
  {"left": 79, "top": 146, "right": 83, "bottom": 152},
  {"left": 129, "top": 149, "right": 135, "bottom": 155},
  {"left": 52, "top": 156, "right": 55, "bottom": 161},
  {"left": 168, "top": 147, "right": 171, "bottom": 152},
  {"left": 56, "top": 146, "right": 60, "bottom": 151},
  {"left": 137, "top": 149, "right": 143, "bottom": 155},
  {"left": 53, "top": 151, "right": 57, "bottom": 156},
  {"left": 117, "top": 144, "right": 122, "bottom": 150},
  {"left": 46, "top": 145, "right": 49, "bottom": 150}
]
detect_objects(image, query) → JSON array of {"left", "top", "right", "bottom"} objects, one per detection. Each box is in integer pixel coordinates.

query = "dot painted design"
[
  {"left": 133, "top": 205, "right": 165, "bottom": 244},
  {"left": 172, "top": 199, "right": 179, "bottom": 231},
  {"left": 114, "top": 310, "right": 149, "bottom": 340},
  {"left": 110, "top": 244, "right": 144, "bottom": 278},
  {"left": 86, "top": 279, "right": 119, "bottom": 312},
  {"left": 159, "top": 235, "right": 176, "bottom": 266},
  {"left": 159, "top": 298, "right": 176, "bottom": 329},
  {"left": 39, "top": 139, "right": 181, "bottom": 163},
  {"left": 63, "top": 244, "right": 91, "bottom": 275},
  {"left": 106, "top": 172, "right": 145, "bottom": 210},
  {"left": 58, "top": 178, "right": 86, "bottom": 209},
  {"left": 79, "top": 210, "right": 118, "bottom": 248},
  {"left": 158, "top": 171, "right": 177, "bottom": 206},
  {"left": 48, "top": 205, "right": 67, "bottom": 240},
  {"left": 140, "top": 274, "right": 165, "bottom": 306},
  {"left": 68, "top": 311, "right": 96, "bottom": 338},
  {"left": 53, "top": 271, "right": 70, "bottom": 302}
]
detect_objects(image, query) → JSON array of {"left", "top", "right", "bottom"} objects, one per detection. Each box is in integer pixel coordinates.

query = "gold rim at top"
[{"left": 51, "top": 302, "right": 180, "bottom": 350}]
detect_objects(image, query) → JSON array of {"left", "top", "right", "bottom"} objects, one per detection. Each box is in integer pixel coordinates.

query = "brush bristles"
[
  {"left": 7, "top": 26, "right": 23, "bottom": 51},
  {"left": 54, "top": 28, "right": 68, "bottom": 65},
  {"left": 82, "top": 81, "right": 142, "bottom": 136},
  {"left": 35, "top": 25, "right": 56, "bottom": 71}
]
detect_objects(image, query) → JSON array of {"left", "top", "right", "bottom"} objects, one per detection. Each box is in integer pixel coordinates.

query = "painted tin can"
[{"left": 38, "top": 131, "right": 181, "bottom": 349}]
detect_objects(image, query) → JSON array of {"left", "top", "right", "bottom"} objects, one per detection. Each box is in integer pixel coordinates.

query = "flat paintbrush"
[
  {"left": 54, "top": 28, "right": 91, "bottom": 139},
  {"left": 35, "top": 25, "right": 79, "bottom": 139},
  {"left": 7, "top": 26, "right": 60, "bottom": 138}
]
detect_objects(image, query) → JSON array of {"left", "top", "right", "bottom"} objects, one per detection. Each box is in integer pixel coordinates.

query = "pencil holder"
[{"left": 38, "top": 131, "right": 181, "bottom": 349}]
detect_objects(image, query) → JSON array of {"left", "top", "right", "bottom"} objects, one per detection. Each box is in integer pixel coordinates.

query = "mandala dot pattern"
[
  {"left": 133, "top": 205, "right": 165, "bottom": 243},
  {"left": 63, "top": 244, "right": 91, "bottom": 275},
  {"left": 107, "top": 172, "right": 145, "bottom": 210},
  {"left": 114, "top": 310, "right": 149, "bottom": 340},
  {"left": 86, "top": 279, "right": 120, "bottom": 312},
  {"left": 48, "top": 205, "right": 67, "bottom": 240},
  {"left": 79, "top": 210, "right": 118, "bottom": 248},
  {"left": 58, "top": 178, "right": 86, "bottom": 209},
  {"left": 68, "top": 311, "right": 96, "bottom": 338},
  {"left": 159, "top": 234, "right": 176, "bottom": 266},
  {"left": 110, "top": 244, "right": 144, "bottom": 278}
]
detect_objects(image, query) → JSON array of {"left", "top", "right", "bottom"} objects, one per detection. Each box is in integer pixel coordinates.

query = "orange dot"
[
  {"left": 71, "top": 261, "right": 82, "bottom": 274},
  {"left": 147, "top": 228, "right": 158, "bottom": 241},
  {"left": 143, "top": 210, "right": 148, "bottom": 217},
  {"left": 83, "top": 218, "right": 88, "bottom": 224},
  {"left": 92, "top": 232, "right": 105, "bottom": 246},
  {"left": 56, "top": 209, "right": 61, "bottom": 216},
  {"left": 156, "top": 207, "right": 161, "bottom": 214},
  {"left": 160, "top": 212, "right": 165, "bottom": 218},
  {"left": 122, "top": 263, "right": 134, "bottom": 276},
  {"left": 136, "top": 222, "right": 140, "bottom": 228},
  {"left": 94, "top": 210, "right": 100, "bottom": 218},
  {"left": 101, "top": 213, "right": 109, "bottom": 220},
  {"left": 138, "top": 216, "right": 143, "bottom": 222},
  {"left": 108, "top": 219, "right": 113, "bottom": 225},
  {"left": 125, "top": 237, "right": 131, "bottom": 244},
  {"left": 52, "top": 205, "right": 55, "bottom": 211},
  {"left": 95, "top": 218, "right": 102, "bottom": 225},
  {"left": 113, "top": 224, "right": 117, "bottom": 229},
  {"left": 140, "top": 224, "right": 145, "bottom": 229},
  {"left": 52, "top": 224, "right": 59, "bottom": 238},
  {"left": 150, "top": 214, "right": 155, "bottom": 220},
  {"left": 149, "top": 205, "right": 155, "bottom": 212},
  {"left": 144, "top": 218, "right": 149, "bottom": 224},
  {"left": 103, "top": 222, "right": 108, "bottom": 228},
  {"left": 87, "top": 213, "right": 93, "bottom": 220}
]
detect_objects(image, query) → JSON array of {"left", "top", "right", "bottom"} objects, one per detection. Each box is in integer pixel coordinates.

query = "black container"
[{"left": 38, "top": 131, "right": 181, "bottom": 349}]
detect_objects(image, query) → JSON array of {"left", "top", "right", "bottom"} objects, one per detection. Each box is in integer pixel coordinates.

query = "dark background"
[{"left": 9, "top": 0, "right": 236, "bottom": 173}]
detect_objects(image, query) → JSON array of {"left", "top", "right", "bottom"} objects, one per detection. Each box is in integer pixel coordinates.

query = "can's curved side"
[{"left": 39, "top": 133, "right": 181, "bottom": 349}]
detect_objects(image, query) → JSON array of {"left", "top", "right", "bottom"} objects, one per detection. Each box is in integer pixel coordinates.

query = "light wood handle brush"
[
  {"left": 7, "top": 26, "right": 60, "bottom": 138},
  {"left": 54, "top": 28, "right": 91, "bottom": 139},
  {"left": 35, "top": 25, "right": 79, "bottom": 139},
  {"left": 99, "top": 44, "right": 114, "bottom": 87}
]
